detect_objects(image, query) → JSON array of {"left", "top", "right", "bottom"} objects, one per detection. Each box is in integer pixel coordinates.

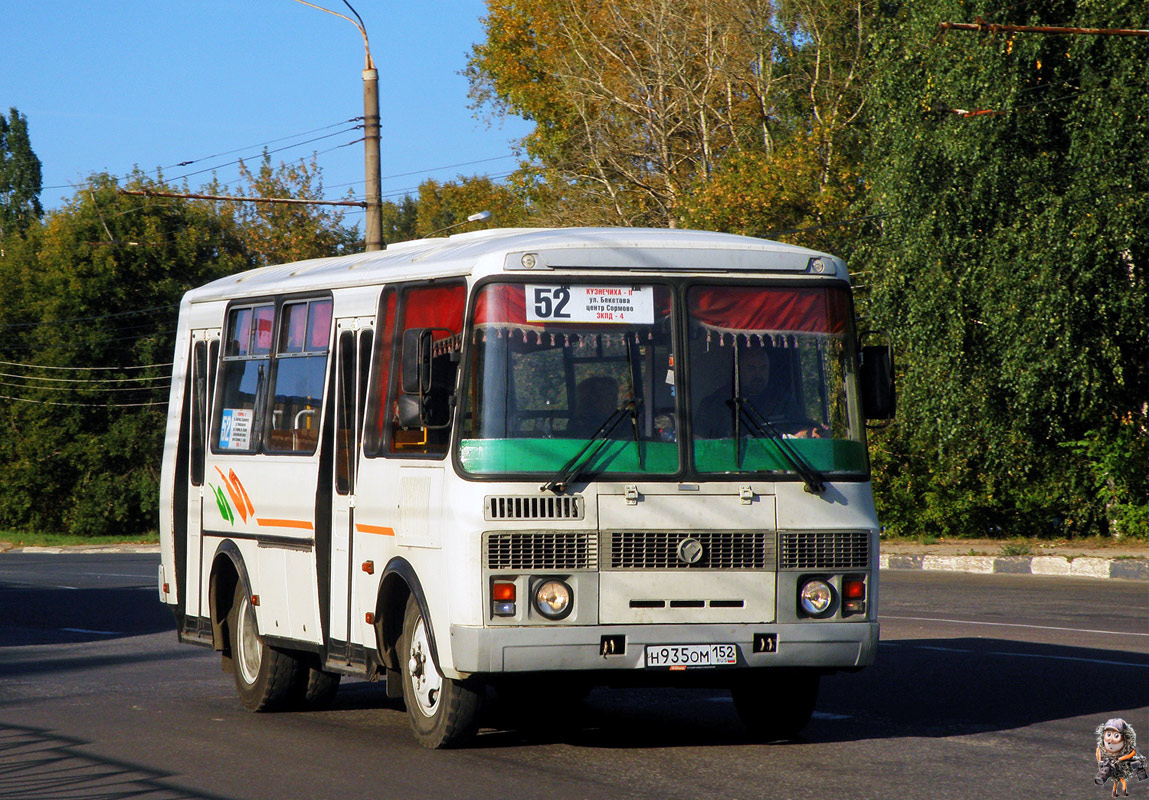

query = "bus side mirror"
[
  {"left": 860, "top": 344, "right": 896, "bottom": 420},
  {"left": 401, "top": 329, "right": 433, "bottom": 395},
  {"left": 399, "top": 327, "right": 456, "bottom": 430}
]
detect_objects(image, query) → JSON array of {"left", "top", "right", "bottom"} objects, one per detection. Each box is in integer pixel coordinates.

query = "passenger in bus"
[
  {"left": 566, "top": 375, "right": 621, "bottom": 437},
  {"left": 695, "top": 344, "right": 826, "bottom": 439}
]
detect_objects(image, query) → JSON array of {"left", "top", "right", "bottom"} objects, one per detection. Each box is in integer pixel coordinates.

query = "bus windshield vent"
[
  {"left": 485, "top": 532, "right": 598, "bottom": 570},
  {"left": 485, "top": 495, "right": 584, "bottom": 521},
  {"left": 778, "top": 531, "right": 870, "bottom": 570}
]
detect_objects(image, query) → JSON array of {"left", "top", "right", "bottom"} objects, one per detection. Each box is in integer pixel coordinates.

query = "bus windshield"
[
  {"left": 459, "top": 282, "right": 678, "bottom": 476},
  {"left": 686, "top": 284, "right": 866, "bottom": 476},
  {"left": 457, "top": 281, "right": 867, "bottom": 479}
]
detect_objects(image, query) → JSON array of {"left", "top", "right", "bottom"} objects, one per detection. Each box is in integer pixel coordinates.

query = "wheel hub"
[
  {"left": 237, "top": 596, "right": 262, "bottom": 685},
  {"left": 407, "top": 617, "right": 442, "bottom": 717}
]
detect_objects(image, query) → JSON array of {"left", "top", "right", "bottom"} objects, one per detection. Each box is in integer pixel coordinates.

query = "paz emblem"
[{"left": 676, "top": 537, "right": 704, "bottom": 566}]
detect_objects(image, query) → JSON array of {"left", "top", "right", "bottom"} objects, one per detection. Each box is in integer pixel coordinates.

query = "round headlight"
[
  {"left": 800, "top": 579, "right": 833, "bottom": 616},
  {"left": 534, "top": 580, "right": 573, "bottom": 620}
]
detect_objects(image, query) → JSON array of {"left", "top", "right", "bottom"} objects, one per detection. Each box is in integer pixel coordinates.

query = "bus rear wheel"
[
  {"left": 228, "top": 584, "right": 305, "bottom": 712},
  {"left": 730, "top": 669, "right": 819, "bottom": 741},
  {"left": 300, "top": 666, "right": 341, "bottom": 710},
  {"left": 399, "top": 594, "right": 481, "bottom": 748}
]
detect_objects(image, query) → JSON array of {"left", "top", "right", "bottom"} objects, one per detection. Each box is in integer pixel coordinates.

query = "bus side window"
[
  {"left": 266, "top": 298, "right": 332, "bottom": 455},
  {"left": 213, "top": 304, "right": 274, "bottom": 453},
  {"left": 335, "top": 330, "right": 356, "bottom": 495},
  {"left": 189, "top": 341, "right": 207, "bottom": 485},
  {"left": 363, "top": 288, "right": 397, "bottom": 456},
  {"left": 390, "top": 283, "right": 466, "bottom": 456}
]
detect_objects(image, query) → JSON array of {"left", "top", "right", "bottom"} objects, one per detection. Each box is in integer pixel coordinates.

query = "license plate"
[{"left": 644, "top": 643, "right": 738, "bottom": 669}]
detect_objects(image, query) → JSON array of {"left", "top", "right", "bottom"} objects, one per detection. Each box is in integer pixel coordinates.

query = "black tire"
[
  {"left": 228, "top": 583, "right": 305, "bottom": 712},
  {"left": 301, "top": 667, "right": 341, "bottom": 710},
  {"left": 730, "top": 669, "right": 819, "bottom": 741},
  {"left": 399, "top": 594, "right": 482, "bottom": 748}
]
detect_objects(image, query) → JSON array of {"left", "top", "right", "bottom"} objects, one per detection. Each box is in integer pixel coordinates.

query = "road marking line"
[
  {"left": 59, "top": 627, "right": 120, "bottom": 635},
  {"left": 881, "top": 642, "right": 1147, "bottom": 669},
  {"left": 883, "top": 614, "right": 1149, "bottom": 637},
  {"left": 987, "top": 650, "right": 1147, "bottom": 669}
]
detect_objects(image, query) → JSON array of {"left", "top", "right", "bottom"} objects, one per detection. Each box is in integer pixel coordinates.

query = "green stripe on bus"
[{"left": 458, "top": 438, "right": 866, "bottom": 475}]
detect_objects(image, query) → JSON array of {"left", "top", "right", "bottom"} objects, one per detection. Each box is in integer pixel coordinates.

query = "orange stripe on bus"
[
  {"left": 256, "top": 518, "right": 315, "bottom": 530},
  {"left": 355, "top": 523, "right": 395, "bottom": 536}
]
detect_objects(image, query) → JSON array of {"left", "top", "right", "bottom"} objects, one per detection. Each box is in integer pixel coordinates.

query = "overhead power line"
[
  {"left": 38, "top": 119, "right": 363, "bottom": 191},
  {"left": 938, "top": 18, "right": 1148, "bottom": 37},
  {"left": 0, "top": 370, "right": 168, "bottom": 384},
  {"left": 165, "top": 118, "right": 361, "bottom": 169},
  {"left": 118, "top": 189, "right": 366, "bottom": 208},
  {"left": 0, "top": 359, "right": 172, "bottom": 371},
  {"left": 0, "top": 394, "right": 168, "bottom": 408}
]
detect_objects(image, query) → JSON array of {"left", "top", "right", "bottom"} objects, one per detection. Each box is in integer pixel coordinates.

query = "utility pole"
[
  {"left": 293, "top": 1, "right": 384, "bottom": 250},
  {"left": 362, "top": 63, "right": 382, "bottom": 251}
]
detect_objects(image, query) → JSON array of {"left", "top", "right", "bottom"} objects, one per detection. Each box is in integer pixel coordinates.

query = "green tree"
[
  {"left": 857, "top": 0, "right": 1147, "bottom": 538},
  {"left": 208, "top": 152, "right": 358, "bottom": 265},
  {"left": 0, "top": 173, "right": 250, "bottom": 536},
  {"left": 381, "top": 193, "right": 419, "bottom": 244},
  {"left": 469, "top": 0, "right": 875, "bottom": 235},
  {"left": 413, "top": 175, "right": 528, "bottom": 237},
  {"left": 0, "top": 107, "right": 43, "bottom": 238},
  {"left": 379, "top": 175, "right": 529, "bottom": 244}
]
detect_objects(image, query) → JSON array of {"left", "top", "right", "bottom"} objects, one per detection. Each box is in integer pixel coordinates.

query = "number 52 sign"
[{"left": 526, "top": 285, "right": 654, "bottom": 324}]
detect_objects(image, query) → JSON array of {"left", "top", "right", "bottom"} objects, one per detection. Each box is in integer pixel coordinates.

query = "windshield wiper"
[
  {"left": 731, "top": 396, "right": 826, "bottom": 494},
  {"left": 540, "top": 400, "right": 639, "bottom": 493}
]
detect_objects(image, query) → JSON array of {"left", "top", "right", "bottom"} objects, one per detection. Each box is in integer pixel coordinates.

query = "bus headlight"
[
  {"left": 533, "top": 580, "right": 573, "bottom": 620},
  {"left": 799, "top": 579, "right": 833, "bottom": 616}
]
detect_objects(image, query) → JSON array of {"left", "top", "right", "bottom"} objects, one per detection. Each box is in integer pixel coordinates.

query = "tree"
[
  {"left": 0, "top": 173, "right": 250, "bottom": 536},
  {"left": 857, "top": 0, "right": 1147, "bottom": 538},
  {"left": 0, "top": 107, "right": 43, "bottom": 239},
  {"left": 207, "top": 152, "right": 358, "bottom": 265},
  {"left": 468, "top": 0, "right": 875, "bottom": 234},
  {"left": 379, "top": 175, "right": 529, "bottom": 244}
]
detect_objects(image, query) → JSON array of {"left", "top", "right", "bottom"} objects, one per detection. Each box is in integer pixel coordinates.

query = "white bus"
[{"left": 158, "top": 227, "right": 895, "bottom": 748}]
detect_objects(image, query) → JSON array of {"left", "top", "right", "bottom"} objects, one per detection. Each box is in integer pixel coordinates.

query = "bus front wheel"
[
  {"left": 399, "top": 594, "right": 481, "bottom": 748},
  {"left": 228, "top": 584, "right": 305, "bottom": 712}
]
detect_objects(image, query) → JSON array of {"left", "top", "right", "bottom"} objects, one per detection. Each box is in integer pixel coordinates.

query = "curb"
[
  {"left": 1, "top": 545, "right": 161, "bottom": 554},
  {"left": 5, "top": 544, "right": 1146, "bottom": 581},
  {"left": 881, "top": 553, "right": 1148, "bottom": 581}
]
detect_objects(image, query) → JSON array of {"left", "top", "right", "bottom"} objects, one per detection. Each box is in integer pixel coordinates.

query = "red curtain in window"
[
  {"left": 687, "top": 286, "right": 849, "bottom": 335},
  {"left": 403, "top": 285, "right": 466, "bottom": 333}
]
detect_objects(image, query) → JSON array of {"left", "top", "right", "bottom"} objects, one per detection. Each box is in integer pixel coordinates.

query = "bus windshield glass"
[
  {"left": 686, "top": 284, "right": 866, "bottom": 476},
  {"left": 458, "top": 282, "right": 678, "bottom": 476}
]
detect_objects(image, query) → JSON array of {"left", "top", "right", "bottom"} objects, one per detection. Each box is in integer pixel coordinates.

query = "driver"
[
  {"left": 566, "top": 375, "right": 620, "bottom": 437},
  {"left": 695, "top": 345, "right": 826, "bottom": 439}
]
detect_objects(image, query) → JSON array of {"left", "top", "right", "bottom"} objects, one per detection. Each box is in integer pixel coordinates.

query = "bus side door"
[
  {"left": 185, "top": 330, "right": 218, "bottom": 623},
  {"left": 328, "top": 317, "right": 373, "bottom": 660}
]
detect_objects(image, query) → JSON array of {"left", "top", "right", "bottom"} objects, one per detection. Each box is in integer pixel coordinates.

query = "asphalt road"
[{"left": 0, "top": 553, "right": 1145, "bottom": 800}]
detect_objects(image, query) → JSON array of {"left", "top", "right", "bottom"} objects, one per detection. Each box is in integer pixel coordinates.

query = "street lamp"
[{"left": 292, "top": 0, "right": 383, "bottom": 251}]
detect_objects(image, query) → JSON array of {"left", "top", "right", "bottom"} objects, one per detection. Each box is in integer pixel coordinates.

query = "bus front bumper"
[{"left": 448, "top": 621, "right": 878, "bottom": 677}]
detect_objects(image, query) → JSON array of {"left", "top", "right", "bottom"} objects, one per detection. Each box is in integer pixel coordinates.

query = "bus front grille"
[
  {"left": 486, "top": 532, "right": 598, "bottom": 570},
  {"left": 778, "top": 531, "right": 870, "bottom": 569},
  {"left": 485, "top": 495, "right": 584, "bottom": 521},
  {"left": 605, "top": 532, "right": 775, "bottom": 570}
]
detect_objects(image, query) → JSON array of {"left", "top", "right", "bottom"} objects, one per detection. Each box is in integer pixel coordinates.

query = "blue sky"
[{"left": 1, "top": 0, "right": 532, "bottom": 224}]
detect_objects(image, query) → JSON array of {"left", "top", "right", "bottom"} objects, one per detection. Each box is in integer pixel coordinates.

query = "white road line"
[
  {"left": 883, "top": 614, "right": 1149, "bottom": 638},
  {"left": 987, "top": 650, "right": 1147, "bottom": 669},
  {"left": 59, "top": 627, "right": 121, "bottom": 636},
  {"left": 881, "top": 641, "right": 1147, "bottom": 669}
]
